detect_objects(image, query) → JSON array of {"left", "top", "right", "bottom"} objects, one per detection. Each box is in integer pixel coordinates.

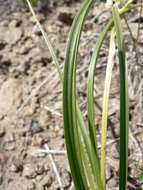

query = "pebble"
[
  {"left": 37, "top": 172, "right": 54, "bottom": 190},
  {"left": 19, "top": 46, "right": 30, "bottom": 55},
  {"left": 44, "top": 163, "right": 50, "bottom": 172},
  {"left": 33, "top": 134, "right": 44, "bottom": 146},
  {"left": 54, "top": 125, "right": 60, "bottom": 133},
  {"left": 59, "top": 128, "right": 64, "bottom": 138},
  {"left": 23, "top": 164, "right": 37, "bottom": 179},
  {"left": 9, "top": 164, "right": 19, "bottom": 173},
  {"left": 33, "top": 25, "right": 41, "bottom": 36},
  {"left": 107, "top": 178, "right": 118, "bottom": 189},
  {"left": 106, "top": 166, "right": 113, "bottom": 181},
  {"left": 36, "top": 164, "right": 45, "bottom": 175},
  {"left": 29, "top": 121, "right": 43, "bottom": 135},
  {"left": 16, "top": 61, "right": 29, "bottom": 74},
  {"left": 10, "top": 160, "right": 23, "bottom": 173},
  {"left": 35, "top": 175, "right": 43, "bottom": 181},
  {"left": 110, "top": 144, "right": 119, "bottom": 159},
  {"left": 61, "top": 169, "right": 72, "bottom": 188},
  {"left": 27, "top": 182, "right": 36, "bottom": 190}
]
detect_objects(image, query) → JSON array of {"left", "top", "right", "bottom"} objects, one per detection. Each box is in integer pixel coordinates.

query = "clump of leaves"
[{"left": 26, "top": 0, "right": 142, "bottom": 189}]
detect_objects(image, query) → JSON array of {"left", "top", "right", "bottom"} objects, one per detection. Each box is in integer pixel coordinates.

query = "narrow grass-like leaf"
[
  {"left": 76, "top": 104, "right": 102, "bottom": 189},
  {"left": 78, "top": 128, "right": 97, "bottom": 190},
  {"left": 87, "top": 18, "right": 113, "bottom": 158},
  {"left": 26, "top": 0, "right": 63, "bottom": 83},
  {"left": 101, "top": 27, "right": 115, "bottom": 190},
  {"left": 63, "top": 0, "right": 104, "bottom": 189},
  {"left": 112, "top": 6, "right": 129, "bottom": 190}
]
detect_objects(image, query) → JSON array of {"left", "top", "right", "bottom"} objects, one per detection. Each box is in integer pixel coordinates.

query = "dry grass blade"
[
  {"left": 44, "top": 144, "right": 64, "bottom": 190},
  {"left": 101, "top": 27, "right": 115, "bottom": 190},
  {"left": 26, "top": 0, "right": 63, "bottom": 83}
]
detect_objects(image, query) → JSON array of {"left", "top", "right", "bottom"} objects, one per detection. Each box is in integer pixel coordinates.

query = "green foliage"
[
  {"left": 20, "top": 0, "right": 39, "bottom": 6},
  {"left": 26, "top": 0, "right": 142, "bottom": 189}
]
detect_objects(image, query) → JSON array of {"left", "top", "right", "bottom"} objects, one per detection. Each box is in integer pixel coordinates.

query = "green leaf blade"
[
  {"left": 63, "top": 0, "right": 96, "bottom": 189},
  {"left": 112, "top": 6, "right": 129, "bottom": 190}
]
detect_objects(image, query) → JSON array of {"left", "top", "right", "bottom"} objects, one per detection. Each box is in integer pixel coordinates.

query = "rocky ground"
[{"left": 0, "top": 0, "right": 143, "bottom": 190}]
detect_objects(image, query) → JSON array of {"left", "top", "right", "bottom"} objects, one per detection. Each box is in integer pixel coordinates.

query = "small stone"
[
  {"left": 29, "top": 121, "right": 43, "bottom": 135},
  {"left": 36, "top": 164, "right": 44, "bottom": 175},
  {"left": 36, "top": 175, "right": 43, "bottom": 181},
  {"left": 10, "top": 19, "right": 22, "bottom": 27},
  {"left": 9, "top": 164, "right": 19, "bottom": 173},
  {"left": 37, "top": 172, "right": 54, "bottom": 190},
  {"left": 61, "top": 169, "right": 72, "bottom": 188},
  {"left": 16, "top": 62, "right": 29, "bottom": 73},
  {"left": 106, "top": 166, "right": 113, "bottom": 181},
  {"left": 59, "top": 129, "right": 64, "bottom": 138},
  {"left": 54, "top": 125, "right": 60, "bottom": 133},
  {"left": 109, "top": 116, "right": 120, "bottom": 138},
  {"left": 33, "top": 25, "right": 41, "bottom": 36},
  {"left": 107, "top": 178, "right": 118, "bottom": 188},
  {"left": 23, "top": 164, "right": 37, "bottom": 179},
  {"left": 19, "top": 46, "right": 30, "bottom": 55},
  {"left": 33, "top": 134, "right": 44, "bottom": 146},
  {"left": 110, "top": 144, "right": 119, "bottom": 159},
  {"left": 0, "top": 126, "right": 5, "bottom": 137},
  {"left": 24, "top": 99, "right": 38, "bottom": 117},
  {"left": 44, "top": 163, "right": 50, "bottom": 172},
  {"left": 28, "top": 182, "right": 36, "bottom": 190}
]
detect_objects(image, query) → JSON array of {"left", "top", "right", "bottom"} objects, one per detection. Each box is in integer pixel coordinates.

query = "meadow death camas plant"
[{"left": 26, "top": 0, "right": 142, "bottom": 189}]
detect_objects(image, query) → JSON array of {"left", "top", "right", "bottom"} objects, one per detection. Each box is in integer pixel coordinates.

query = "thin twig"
[
  {"left": 43, "top": 105, "right": 62, "bottom": 117},
  {"left": 34, "top": 149, "right": 66, "bottom": 155},
  {"left": 44, "top": 144, "right": 64, "bottom": 190}
]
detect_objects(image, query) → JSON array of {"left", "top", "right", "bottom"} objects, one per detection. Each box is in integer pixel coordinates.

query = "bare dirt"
[{"left": 0, "top": 0, "right": 143, "bottom": 190}]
